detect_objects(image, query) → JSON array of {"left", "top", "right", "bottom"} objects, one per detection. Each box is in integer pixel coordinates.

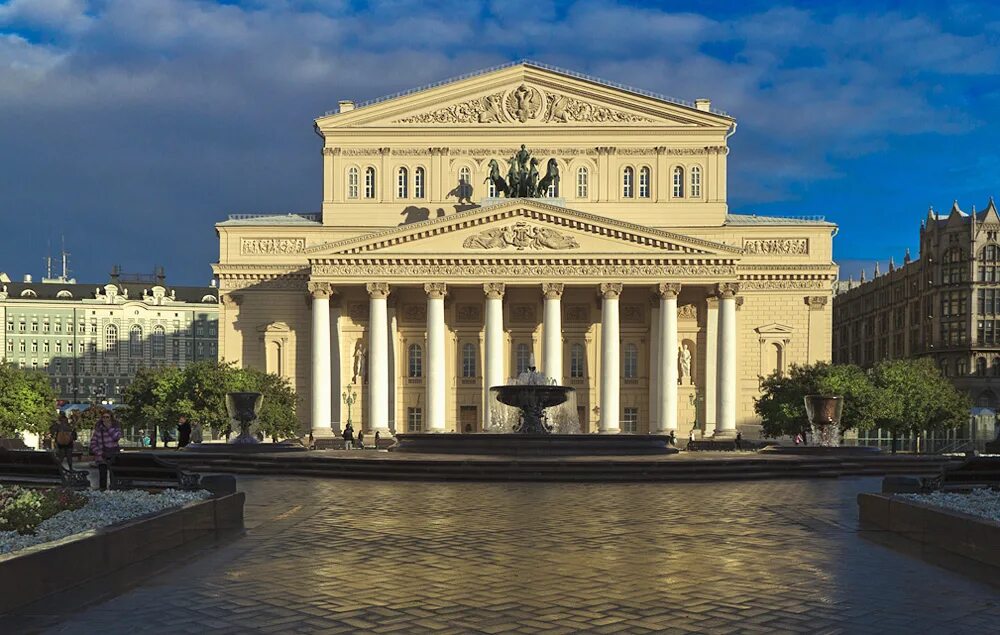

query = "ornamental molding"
[
  {"left": 740, "top": 280, "right": 827, "bottom": 290},
  {"left": 312, "top": 260, "right": 737, "bottom": 279},
  {"left": 424, "top": 282, "right": 448, "bottom": 298},
  {"left": 541, "top": 282, "right": 565, "bottom": 299},
  {"left": 393, "top": 84, "right": 653, "bottom": 125},
  {"left": 600, "top": 282, "right": 624, "bottom": 299},
  {"left": 483, "top": 282, "right": 506, "bottom": 299},
  {"left": 678, "top": 303, "right": 697, "bottom": 319},
  {"left": 241, "top": 238, "right": 306, "bottom": 256},
  {"left": 341, "top": 147, "right": 381, "bottom": 156},
  {"left": 462, "top": 222, "right": 580, "bottom": 251},
  {"left": 218, "top": 277, "right": 307, "bottom": 291},
  {"left": 307, "top": 281, "right": 333, "bottom": 299},
  {"left": 656, "top": 283, "right": 682, "bottom": 299},
  {"left": 742, "top": 238, "right": 809, "bottom": 256},
  {"left": 366, "top": 282, "right": 391, "bottom": 299}
]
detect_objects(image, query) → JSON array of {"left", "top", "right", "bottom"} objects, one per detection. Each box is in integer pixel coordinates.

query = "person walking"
[
  {"left": 794, "top": 432, "right": 803, "bottom": 446},
  {"left": 342, "top": 422, "right": 354, "bottom": 450},
  {"left": 374, "top": 430, "right": 381, "bottom": 449},
  {"left": 356, "top": 429, "right": 365, "bottom": 450},
  {"left": 50, "top": 413, "right": 77, "bottom": 470},
  {"left": 667, "top": 430, "right": 676, "bottom": 447},
  {"left": 90, "top": 412, "right": 122, "bottom": 490},
  {"left": 177, "top": 416, "right": 192, "bottom": 448},
  {"left": 735, "top": 430, "right": 743, "bottom": 451}
]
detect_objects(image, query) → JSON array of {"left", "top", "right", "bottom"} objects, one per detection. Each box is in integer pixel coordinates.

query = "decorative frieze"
[
  {"left": 544, "top": 92, "right": 650, "bottom": 123},
  {"left": 454, "top": 303, "right": 483, "bottom": 323},
  {"left": 509, "top": 304, "right": 537, "bottom": 323},
  {"left": 401, "top": 304, "right": 426, "bottom": 322},
  {"left": 313, "top": 262, "right": 738, "bottom": 278},
  {"left": 218, "top": 276, "right": 306, "bottom": 291},
  {"left": 678, "top": 304, "right": 697, "bottom": 319},
  {"left": 740, "top": 280, "right": 826, "bottom": 290},
  {"left": 241, "top": 238, "right": 306, "bottom": 256},
  {"left": 462, "top": 222, "right": 580, "bottom": 251},
  {"left": 348, "top": 303, "right": 369, "bottom": 321},
  {"left": 621, "top": 304, "right": 646, "bottom": 324},
  {"left": 564, "top": 304, "right": 591, "bottom": 323},
  {"left": 743, "top": 239, "right": 809, "bottom": 256}
]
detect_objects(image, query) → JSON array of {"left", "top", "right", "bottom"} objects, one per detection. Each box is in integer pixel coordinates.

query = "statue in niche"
[
  {"left": 352, "top": 339, "right": 367, "bottom": 385},
  {"left": 679, "top": 344, "right": 692, "bottom": 385}
]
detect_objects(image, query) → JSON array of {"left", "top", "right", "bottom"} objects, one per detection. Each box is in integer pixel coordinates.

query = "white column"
[
  {"left": 425, "top": 283, "right": 447, "bottom": 432},
  {"left": 483, "top": 283, "right": 505, "bottom": 427},
  {"left": 599, "top": 283, "right": 622, "bottom": 433},
  {"left": 330, "top": 300, "right": 342, "bottom": 434},
  {"left": 309, "top": 283, "right": 333, "bottom": 437},
  {"left": 715, "top": 283, "right": 739, "bottom": 437},
  {"left": 542, "top": 283, "right": 564, "bottom": 383},
  {"left": 655, "top": 283, "right": 680, "bottom": 433},
  {"left": 367, "top": 282, "right": 391, "bottom": 435},
  {"left": 704, "top": 295, "right": 718, "bottom": 433}
]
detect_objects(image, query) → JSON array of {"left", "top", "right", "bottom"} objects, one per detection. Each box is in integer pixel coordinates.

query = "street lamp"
[
  {"left": 91, "top": 384, "right": 106, "bottom": 406},
  {"left": 342, "top": 384, "right": 357, "bottom": 429}
]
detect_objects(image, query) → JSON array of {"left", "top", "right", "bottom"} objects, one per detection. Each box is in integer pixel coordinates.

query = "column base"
[
  {"left": 598, "top": 428, "right": 622, "bottom": 434},
  {"left": 712, "top": 428, "right": 737, "bottom": 439}
]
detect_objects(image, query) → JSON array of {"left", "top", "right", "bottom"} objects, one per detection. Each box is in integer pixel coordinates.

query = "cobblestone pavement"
[{"left": 22, "top": 477, "right": 1000, "bottom": 634}]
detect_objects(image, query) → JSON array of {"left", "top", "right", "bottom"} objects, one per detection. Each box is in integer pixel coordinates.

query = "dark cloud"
[{"left": 0, "top": 0, "right": 997, "bottom": 282}]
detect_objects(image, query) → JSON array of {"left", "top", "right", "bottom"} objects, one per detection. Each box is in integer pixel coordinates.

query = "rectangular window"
[
  {"left": 576, "top": 168, "right": 588, "bottom": 198},
  {"left": 19, "top": 341, "right": 26, "bottom": 353},
  {"left": 42, "top": 322, "right": 49, "bottom": 333},
  {"left": 55, "top": 322, "right": 62, "bottom": 333},
  {"left": 623, "top": 407, "right": 639, "bottom": 433},
  {"left": 30, "top": 322, "right": 38, "bottom": 332},
  {"left": 18, "top": 322, "right": 25, "bottom": 332},
  {"left": 407, "top": 407, "right": 423, "bottom": 432},
  {"left": 5, "top": 340, "right": 11, "bottom": 352}
]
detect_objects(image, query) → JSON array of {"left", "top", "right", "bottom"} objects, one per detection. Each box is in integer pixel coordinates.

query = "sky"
[{"left": 0, "top": 0, "right": 998, "bottom": 285}]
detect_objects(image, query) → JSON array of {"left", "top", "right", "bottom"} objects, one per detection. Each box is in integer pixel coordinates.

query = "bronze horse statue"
[
  {"left": 485, "top": 159, "right": 509, "bottom": 198},
  {"left": 536, "top": 158, "right": 560, "bottom": 197}
]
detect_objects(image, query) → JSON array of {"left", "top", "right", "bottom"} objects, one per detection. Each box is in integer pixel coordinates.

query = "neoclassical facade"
[{"left": 214, "top": 61, "right": 837, "bottom": 439}]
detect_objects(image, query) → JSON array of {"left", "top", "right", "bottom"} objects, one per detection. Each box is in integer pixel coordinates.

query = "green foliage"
[
  {"left": 0, "top": 485, "right": 87, "bottom": 535},
  {"left": 755, "top": 362, "right": 875, "bottom": 438},
  {"left": 0, "top": 363, "right": 57, "bottom": 436},
  {"left": 869, "top": 358, "right": 971, "bottom": 438},
  {"left": 76, "top": 405, "right": 113, "bottom": 431},
  {"left": 121, "top": 361, "right": 301, "bottom": 441}
]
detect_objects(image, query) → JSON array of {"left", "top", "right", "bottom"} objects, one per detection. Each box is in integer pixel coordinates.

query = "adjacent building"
[
  {"left": 214, "top": 61, "right": 838, "bottom": 439},
  {"left": 0, "top": 268, "right": 219, "bottom": 403}
]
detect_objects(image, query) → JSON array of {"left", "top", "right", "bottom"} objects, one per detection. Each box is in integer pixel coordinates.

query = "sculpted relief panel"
[
  {"left": 241, "top": 238, "right": 306, "bottom": 256},
  {"left": 743, "top": 239, "right": 809, "bottom": 256},
  {"left": 462, "top": 222, "right": 580, "bottom": 250}
]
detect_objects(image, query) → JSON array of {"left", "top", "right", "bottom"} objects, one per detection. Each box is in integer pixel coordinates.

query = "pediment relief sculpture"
[
  {"left": 394, "top": 84, "right": 652, "bottom": 125},
  {"left": 462, "top": 221, "right": 580, "bottom": 251}
]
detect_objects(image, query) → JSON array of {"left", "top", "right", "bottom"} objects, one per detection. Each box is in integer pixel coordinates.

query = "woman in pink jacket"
[{"left": 90, "top": 412, "right": 122, "bottom": 490}]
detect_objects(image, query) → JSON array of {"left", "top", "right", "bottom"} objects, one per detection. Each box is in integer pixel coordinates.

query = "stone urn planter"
[
  {"left": 226, "top": 391, "right": 263, "bottom": 445},
  {"left": 804, "top": 394, "right": 844, "bottom": 447}
]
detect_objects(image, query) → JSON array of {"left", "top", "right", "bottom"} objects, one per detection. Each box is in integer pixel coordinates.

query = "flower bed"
[
  {"left": 0, "top": 487, "right": 210, "bottom": 555},
  {"left": 899, "top": 488, "right": 1000, "bottom": 523}
]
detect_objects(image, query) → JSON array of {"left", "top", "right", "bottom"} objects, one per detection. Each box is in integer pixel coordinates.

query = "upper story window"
[
  {"left": 347, "top": 167, "right": 359, "bottom": 199},
  {"left": 979, "top": 244, "right": 1000, "bottom": 283},
  {"left": 129, "top": 325, "right": 143, "bottom": 357},
  {"left": 105, "top": 324, "right": 118, "bottom": 357},
  {"left": 943, "top": 247, "right": 965, "bottom": 284},
  {"left": 397, "top": 167, "right": 408, "bottom": 199},
  {"left": 515, "top": 343, "right": 531, "bottom": 375},
  {"left": 364, "top": 167, "right": 376, "bottom": 199},
  {"left": 638, "top": 167, "right": 651, "bottom": 198},
  {"left": 414, "top": 167, "right": 425, "bottom": 199},
  {"left": 461, "top": 343, "right": 476, "bottom": 379},
  {"left": 622, "top": 167, "right": 634, "bottom": 198},
  {"left": 690, "top": 165, "right": 702, "bottom": 198},
  {"left": 672, "top": 166, "right": 685, "bottom": 198},
  {"left": 408, "top": 343, "right": 423, "bottom": 378},
  {"left": 623, "top": 343, "right": 638, "bottom": 379},
  {"left": 570, "top": 343, "right": 586, "bottom": 379},
  {"left": 576, "top": 167, "right": 588, "bottom": 198},
  {"left": 457, "top": 166, "right": 473, "bottom": 201}
]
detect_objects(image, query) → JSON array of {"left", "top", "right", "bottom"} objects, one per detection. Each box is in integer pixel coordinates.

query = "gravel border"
[{"left": 899, "top": 488, "right": 1000, "bottom": 523}]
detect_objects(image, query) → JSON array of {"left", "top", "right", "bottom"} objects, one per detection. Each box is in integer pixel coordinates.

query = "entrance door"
[{"left": 460, "top": 406, "right": 478, "bottom": 433}]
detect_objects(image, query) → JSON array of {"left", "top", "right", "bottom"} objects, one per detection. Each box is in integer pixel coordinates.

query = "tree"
[
  {"left": 0, "top": 363, "right": 57, "bottom": 437},
  {"left": 120, "top": 367, "right": 182, "bottom": 446},
  {"left": 755, "top": 362, "right": 875, "bottom": 439},
  {"left": 232, "top": 367, "right": 300, "bottom": 441},
  {"left": 76, "top": 404, "right": 113, "bottom": 431},
  {"left": 870, "top": 358, "right": 970, "bottom": 453}
]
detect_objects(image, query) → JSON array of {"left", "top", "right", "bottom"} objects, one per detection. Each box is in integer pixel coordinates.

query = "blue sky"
[{"left": 1, "top": 0, "right": 998, "bottom": 284}]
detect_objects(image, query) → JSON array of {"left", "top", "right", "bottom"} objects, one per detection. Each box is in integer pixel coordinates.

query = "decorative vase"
[
  {"left": 803, "top": 394, "right": 843, "bottom": 447},
  {"left": 226, "top": 392, "right": 263, "bottom": 444}
]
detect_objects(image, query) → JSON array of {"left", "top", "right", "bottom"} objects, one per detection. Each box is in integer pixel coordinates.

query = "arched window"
[
  {"left": 515, "top": 343, "right": 531, "bottom": 375},
  {"left": 638, "top": 167, "right": 651, "bottom": 198},
  {"left": 570, "top": 343, "right": 586, "bottom": 379},
  {"left": 152, "top": 325, "right": 166, "bottom": 358},
  {"left": 105, "top": 324, "right": 118, "bottom": 357},
  {"left": 979, "top": 244, "right": 1000, "bottom": 283},
  {"left": 957, "top": 359, "right": 968, "bottom": 376},
  {"left": 487, "top": 165, "right": 498, "bottom": 197},
  {"left": 690, "top": 165, "right": 702, "bottom": 198},
  {"left": 347, "top": 167, "right": 359, "bottom": 199},
  {"left": 978, "top": 357, "right": 988, "bottom": 376},
  {"left": 576, "top": 167, "right": 588, "bottom": 198},
  {"left": 408, "top": 344, "right": 423, "bottom": 378},
  {"left": 414, "top": 167, "right": 425, "bottom": 198},
  {"left": 672, "top": 166, "right": 685, "bottom": 198},
  {"left": 623, "top": 343, "right": 638, "bottom": 379},
  {"left": 771, "top": 342, "right": 784, "bottom": 377},
  {"left": 396, "top": 167, "right": 408, "bottom": 199},
  {"left": 458, "top": 166, "right": 472, "bottom": 201},
  {"left": 622, "top": 167, "right": 634, "bottom": 198},
  {"left": 364, "top": 167, "right": 376, "bottom": 199},
  {"left": 546, "top": 162, "right": 559, "bottom": 197},
  {"left": 461, "top": 343, "right": 476, "bottom": 378},
  {"left": 129, "top": 325, "right": 143, "bottom": 357}
]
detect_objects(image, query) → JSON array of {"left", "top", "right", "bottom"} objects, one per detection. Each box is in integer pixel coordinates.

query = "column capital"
[
  {"left": 366, "top": 282, "right": 391, "bottom": 299},
  {"left": 483, "top": 282, "right": 506, "bottom": 299},
  {"left": 307, "top": 281, "right": 334, "bottom": 300},
  {"left": 806, "top": 295, "right": 829, "bottom": 310},
  {"left": 655, "top": 283, "right": 682, "bottom": 299},
  {"left": 715, "top": 282, "right": 740, "bottom": 299},
  {"left": 424, "top": 282, "right": 448, "bottom": 299},
  {"left": 599, "top": 282, "right": 623, "bottom": 299},
  {"left": 541, "top": 282, "right": 565, "bottom": 299}
]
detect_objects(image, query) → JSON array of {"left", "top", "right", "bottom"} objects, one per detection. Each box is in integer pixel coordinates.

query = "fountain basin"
[{"left": 391, "top": 433, "right": 678, "bottom": 456}]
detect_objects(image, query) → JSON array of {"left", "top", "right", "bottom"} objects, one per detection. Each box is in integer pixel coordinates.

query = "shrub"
[{"left": 0, "top": 485, "right": 87, "bottom": 535}]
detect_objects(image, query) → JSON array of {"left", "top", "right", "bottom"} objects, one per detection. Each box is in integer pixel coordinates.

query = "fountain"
[
  {"left": 392, "top": 365, "right": 676, "bottom": 456},
  {"left": 760, "top": 394, "right": 880, "bottom": 455},
  {"left": 183, "top": 391, "right": 307, "bottom": 453}
]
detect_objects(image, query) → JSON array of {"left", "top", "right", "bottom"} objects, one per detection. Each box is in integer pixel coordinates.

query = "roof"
[
  {"left": 217, "top": 213, "right": 322, "bottom": 227},
  {"left": 725, "top": 214, "right": 834, "bottom": 227},
  {"left": 324, "top": 59, "right": 733, "bottom": 119},
  {"left": 1, "top": 280, "right": 218, "bottom": 305}
]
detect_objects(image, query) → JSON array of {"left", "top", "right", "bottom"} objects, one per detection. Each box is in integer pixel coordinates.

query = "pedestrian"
[
  {"left": 688, "top": 429, "right": 695, "bottom": 444},
  {"left": 735, "top": 430, "right": 743, "bottom": 451},
  {"left": 161, "top": 424, "right": 175, "bottom": 448},
  {"left": 667, "top": 430, "right": 676, "bottom": 447},
  {"left": 90, "top": 412, "right": 122, "bottom": 490},
  {"left": 356, "top": 429, "right": 365, "bottom": 450},
  {"left": 191, "top": 421, "right": 203, "bottom": 445},
  {"left": 177, "top": 416, "right": 192, "bottom": 448},
  {"left": 342, "top": 422, "right": 354, "bottom": 450},
  {"left": 794, "top": 432, "right": 803, "bottom": 446},
  {"left": 141, "top": 430, "right": 151, "bottom": 448},
  {"left": 50, "top": 413, "right": 77, "bottom": 470},
  {"left": 374, "top": 430, "right": 381, "bottom": 449}
]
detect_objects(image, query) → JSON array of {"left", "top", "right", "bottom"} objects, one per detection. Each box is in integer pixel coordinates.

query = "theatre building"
[{"left": 213, "top": 61, "right": 837, "bottom": 440}]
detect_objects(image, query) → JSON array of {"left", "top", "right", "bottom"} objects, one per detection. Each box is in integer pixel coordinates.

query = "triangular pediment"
[
  {"left": 755, "top": 323, "right": 795, "bottom": 336},
  {"left": 305, "top": 199, "right": 742, "bottom": 259},
  {"left": 316, "top": 62, "right": 733, "bottom": 130}
]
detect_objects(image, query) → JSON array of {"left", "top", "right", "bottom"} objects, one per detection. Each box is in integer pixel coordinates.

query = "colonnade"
[{"left": 308, "top": 281, "right": 740, "bottom": 437}]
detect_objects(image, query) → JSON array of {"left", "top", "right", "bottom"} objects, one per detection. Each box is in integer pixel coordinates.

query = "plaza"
[{"left": 7, "top": 476, "right": 999, "bottom": 633}]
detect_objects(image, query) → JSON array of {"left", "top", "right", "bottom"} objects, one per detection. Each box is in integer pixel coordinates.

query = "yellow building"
[{"left": 214, "top": 61, "right": 837, "bottom": 440}]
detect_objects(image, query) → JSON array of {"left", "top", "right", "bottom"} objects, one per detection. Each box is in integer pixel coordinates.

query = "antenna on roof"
[{"left": 61, "top": 236, "right": 71, "bottom": 281}]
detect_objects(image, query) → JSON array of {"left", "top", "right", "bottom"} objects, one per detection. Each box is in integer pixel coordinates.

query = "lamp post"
[
  {"left": 91, "top": 384, "right": 105, "bottom": 407},
  {"left": 342, "top": 384, "right": 357, "bottom": 429}
]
